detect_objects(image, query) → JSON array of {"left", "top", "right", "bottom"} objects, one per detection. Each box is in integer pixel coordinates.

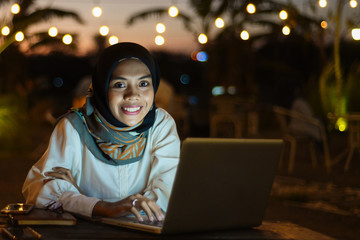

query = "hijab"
[{"left": 68, "top": 42, "right": 160, "bottom": 165}]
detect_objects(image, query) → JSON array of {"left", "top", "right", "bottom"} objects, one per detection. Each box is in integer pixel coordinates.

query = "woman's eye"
[
  {"left": 139, "top": 81, "right": 150, "bottom": 87},
  {"left": 113, "top": 82, "right": 125, "bottom": 88}
]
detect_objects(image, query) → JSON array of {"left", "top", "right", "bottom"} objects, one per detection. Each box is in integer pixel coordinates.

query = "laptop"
[{"left": 102, "top": 138, "right": 283, "bottom": 234}]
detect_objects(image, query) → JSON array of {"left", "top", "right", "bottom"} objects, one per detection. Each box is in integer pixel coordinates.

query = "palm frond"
[{"left": 13, "top": 8, "right": 83, "bottom": 30}]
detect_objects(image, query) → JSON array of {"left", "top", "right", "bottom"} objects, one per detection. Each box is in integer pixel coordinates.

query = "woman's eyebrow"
[{"left": 111, "top": 74, "right": 151, "bottom": 81}]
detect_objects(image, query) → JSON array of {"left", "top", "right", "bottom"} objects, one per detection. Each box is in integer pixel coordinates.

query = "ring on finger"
[{"left": 132, "top": 199, "right": 138, "bottom": 208}]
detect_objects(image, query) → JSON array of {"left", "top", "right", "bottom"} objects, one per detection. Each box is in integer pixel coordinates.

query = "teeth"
[{"left": 123, "top": 107, "right": 140, "bottom": 112}]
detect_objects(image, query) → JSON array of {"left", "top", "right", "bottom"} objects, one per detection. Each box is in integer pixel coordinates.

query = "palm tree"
[{"left": 0, "top": 0, "right": 83, "bottom": 54}]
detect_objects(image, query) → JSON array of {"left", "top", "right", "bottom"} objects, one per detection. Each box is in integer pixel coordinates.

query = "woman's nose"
[{"left": 124, "top": 86, "right": 139, "bottom": 99}]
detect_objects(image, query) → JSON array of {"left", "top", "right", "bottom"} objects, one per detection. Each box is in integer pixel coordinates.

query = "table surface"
[{"left": 1, "top": 218, "right": 336, "bottom": 240}]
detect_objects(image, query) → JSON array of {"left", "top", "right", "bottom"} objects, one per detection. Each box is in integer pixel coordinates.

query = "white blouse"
[{"left": 22, "top": 108, "right": 180, "bottom": 217}]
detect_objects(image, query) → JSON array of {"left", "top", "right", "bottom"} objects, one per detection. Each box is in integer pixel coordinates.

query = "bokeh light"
[
  {"left": 168, "top": 6, "right": 179, "bottom": 17},
  {"left": 246, "top": 3, "right": 256, "bottom": 14},
  {"left": 109, "top": 36, "right": 119, "bottom": 45},
  {"left": 212, "top": 86, "right": 225, "bottom": 96},
  {"left": 240, "top": 30, "right": 249, "bottom": 40},
  {"left": 228, "top": 86, "right": 237, "bottom": 95},
  {"left": 180, "top": 74, "right": 190, "bottom": 84},
  {"left": 156, "top": 23, "right": 166, "bottom": 33},
  {"left": 92, "top": 6, "right": 102, "bottom": 17},
  {"left": 48, "top": 27, "right": 58, "bottom": 37},
  {"left": 282, "top": 26, "right": 291, "bottom": 35},
  {"left": 352, "top": 28, "right": 360, "bottom": 40},
  {"left": 1, "top": 26, "right": 10, "bottom": 36},
  {"left": 99, "top": 25, "right": 109, "bottom": 36},
  {"left": 198, "top": 33, "right": 208, "bottom": 44},
  {"left": 11, "top": 4, "right": 20, "bottom": 14},
  {"left": 62, "top": 34, "right": 72, "bottom": 45},
  {"left": 15, "top": 31, "right": 24, "bottom": 42},
  {"left": 196, "top": 51, "right": 208, "bottom": 62},
  {"left": 350, "top": 0, "right": 357, "bottom": 8},
  {"left": 321, "top": 21, "right": 328, "bottom": 29},
  {"left": 155, "top": 35, "right": 165, "bottom": 45},
  {"left": 319, "top": 0, "right": 327, "bottom": 8},
  {"left": 215, "top": 18, "right": 225, "bottom": 28},
  {"left": 279, "top": 10, "right": 288, "bottom": 20}
]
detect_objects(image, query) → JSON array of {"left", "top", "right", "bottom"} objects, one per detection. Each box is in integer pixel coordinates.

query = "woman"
[{"left": 22, "top": 42, "right": 180, "bottom": 222}]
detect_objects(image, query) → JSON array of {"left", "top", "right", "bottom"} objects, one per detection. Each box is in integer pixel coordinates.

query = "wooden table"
[{"left": 1, "top": 218, "right": 336, "bottom": 240}]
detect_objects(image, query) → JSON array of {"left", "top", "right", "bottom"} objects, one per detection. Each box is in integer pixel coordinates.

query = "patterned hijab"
[{"left": 72, "top": 42, "right": 160, "bottom": 165}]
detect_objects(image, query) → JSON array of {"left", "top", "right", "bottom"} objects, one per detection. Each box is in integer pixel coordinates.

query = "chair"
[{"left": 273, "top": 106, "right": 331, "bottom": 173}]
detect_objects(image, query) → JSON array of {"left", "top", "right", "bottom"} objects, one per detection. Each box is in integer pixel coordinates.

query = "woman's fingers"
[{"left": 131, "top": 196, "right": 164, "bottom": 222}]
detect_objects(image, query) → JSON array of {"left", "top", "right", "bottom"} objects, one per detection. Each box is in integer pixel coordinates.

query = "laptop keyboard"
[{"left": 135, "top": 220, "right": 163, "bottom": 227}]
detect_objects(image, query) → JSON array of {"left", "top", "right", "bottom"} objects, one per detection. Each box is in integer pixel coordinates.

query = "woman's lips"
[{"left": 121, "top": 106, "right": 142, "bottom": 115}]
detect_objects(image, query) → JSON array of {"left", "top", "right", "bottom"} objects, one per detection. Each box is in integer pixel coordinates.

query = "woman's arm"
[{"left": 22, "top": 118, "right": 100, "bottom": 217}]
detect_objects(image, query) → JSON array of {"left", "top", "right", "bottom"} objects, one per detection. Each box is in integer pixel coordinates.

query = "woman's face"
[{"left": 108, "top": 58, "right": 154, "bottom": 127}]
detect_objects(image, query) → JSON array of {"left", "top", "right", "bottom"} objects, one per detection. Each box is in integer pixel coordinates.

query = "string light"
[
  {"left": 350, "top": 0, "right": 357, "bottom": 8},
  {"left": 321, "top": 20, "right": 328, "bottom": 29},
  {"left": 11, "top": 3, "right": 20, "bottom": 14},
  {"left": 215, "top": 18, "right": 225, "bottom": 28},
  {"left": 99, "top": 25, "right": 109, "bottom": 36},
  {"left": 168, "top": 6, "right": 179, "bottom": 17},
  {"left": 240, "top": 30, "right": 249, "bottom": 40},
  {"left": 156, "top": 23, "right": 166, "bottom": 34},
  {"left": 198, "top": 33, "right": 208, "bottom": 44},
  {"left": 109, "top": 36, "right": 119, "bottom": 45},
  {"left": 352, "top": 28, "right": 360, "bottom": 40},
  {"left": 282, "top": 26, "right": 291, "bottom": 35},
  {"left": 48, "top": 27, "right": 58, "bottom": 37},
  {"left": 92, "top": 6, "right": 102, "bottom": 17},
  {"left": 246, "top": 3, "right": 256, "bottom": 14},
  {"left": 155, "top": 35, "right": 165, "bottom": 45},
  {"left": 15, "top": 31, "right": 24, "bottom": 42},
  {"left": 1, "top": 26, "right": 10, "bottom": 36},
  {"left": 62, "top": 34, "right": 72, "bottom": 45},
  {"left": 319, "top": 0, "right": 327, "bottom": 8},
  {"left": 279, "top": 10, "right": 288, "bottom": 20}
]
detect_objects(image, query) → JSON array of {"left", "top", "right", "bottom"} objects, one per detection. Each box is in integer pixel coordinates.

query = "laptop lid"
[{"left": 102, "top": 138, "right": 283, "bottom": 234}]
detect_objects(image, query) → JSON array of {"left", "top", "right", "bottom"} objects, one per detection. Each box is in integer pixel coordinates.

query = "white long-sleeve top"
[{"left": 22, "top": 108, "right": 180, "bottom": 217}]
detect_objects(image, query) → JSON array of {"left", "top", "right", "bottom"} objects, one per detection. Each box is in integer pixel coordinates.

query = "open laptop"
[{"left": 102, "top": 138, "right": 283, "bottom": 234}]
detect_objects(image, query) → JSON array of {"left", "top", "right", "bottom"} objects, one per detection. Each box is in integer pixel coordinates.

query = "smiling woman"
[{"left": 22, "top": 42, "right": 180, "bottom": 222}]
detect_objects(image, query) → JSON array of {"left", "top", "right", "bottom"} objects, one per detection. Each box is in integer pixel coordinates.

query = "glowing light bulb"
[
  {"left": 156, "top": 23, "right": 166, "bottom": 33},
  {"left": 246, "top": 4, "right": 256, "bottom": 14},
  {"left": 92, "top": 6, "right": 102, "bottom": 17},
  {"left": 279, "top": 10, "right": 288, "bottom": 20},
  {"left": 352, "top": 28, "right": 360, "bottom": 40},
  {"left": 109, "top": 36, "right": 119, "bottom": 45},
  {"left": 62, "top": 34, "right": 72, "bottom": 45},
  {"left": 99, "top": 25, "right": 109, "bottom": 36},
  {"left": 155, "top": 35, "right": 165, "bottom": 45},
  {"left": 48, "top": 27, "right": 58, "bottom": 37},
  {"left": 11, "top": 4, "right": 20, "bottom": 14},
  {"left": 282, "top": 26, "right": 291, "bottom": 35},
  {"left": 215, "top": 18, "right": 225, "bottom": 28},
  {"left": 240, "top": 30, "right": 249, "bottom": 40},
  {"left": 321, "top": 21, "right": 328, "bottom": 29},
  {"left": 350, "top": 0, "right": 357, "bottom": 8},
  {"left": 319, "top": 0, "right": 327, "bottom": 8},
  {"left": 198, "top": 33, "right": 208, "bottom": 44},
  {"left": 1, "top": 26, "right": 10, "bottom": 36},
  {"left": 15, "top": 31, "right": 24, "bottom": 42},
  {"left": 168, "top": 6, "right": 179, "bottom": 17}
]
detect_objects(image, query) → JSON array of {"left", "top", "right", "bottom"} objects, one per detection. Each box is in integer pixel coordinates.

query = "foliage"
[
  {"left": 0, "top": 94, "right": 29, "bottom": 150},
  {"left": 0, "top": 0, "right": 83, "bottom": 54}
]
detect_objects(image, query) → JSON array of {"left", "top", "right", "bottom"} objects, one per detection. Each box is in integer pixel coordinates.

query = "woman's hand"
[
  {"left": 92, "top": 193, "right": 164, "bottom": 222},
  {"left": 44, "top": 167, "right": 83, "bottom": 194}
]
